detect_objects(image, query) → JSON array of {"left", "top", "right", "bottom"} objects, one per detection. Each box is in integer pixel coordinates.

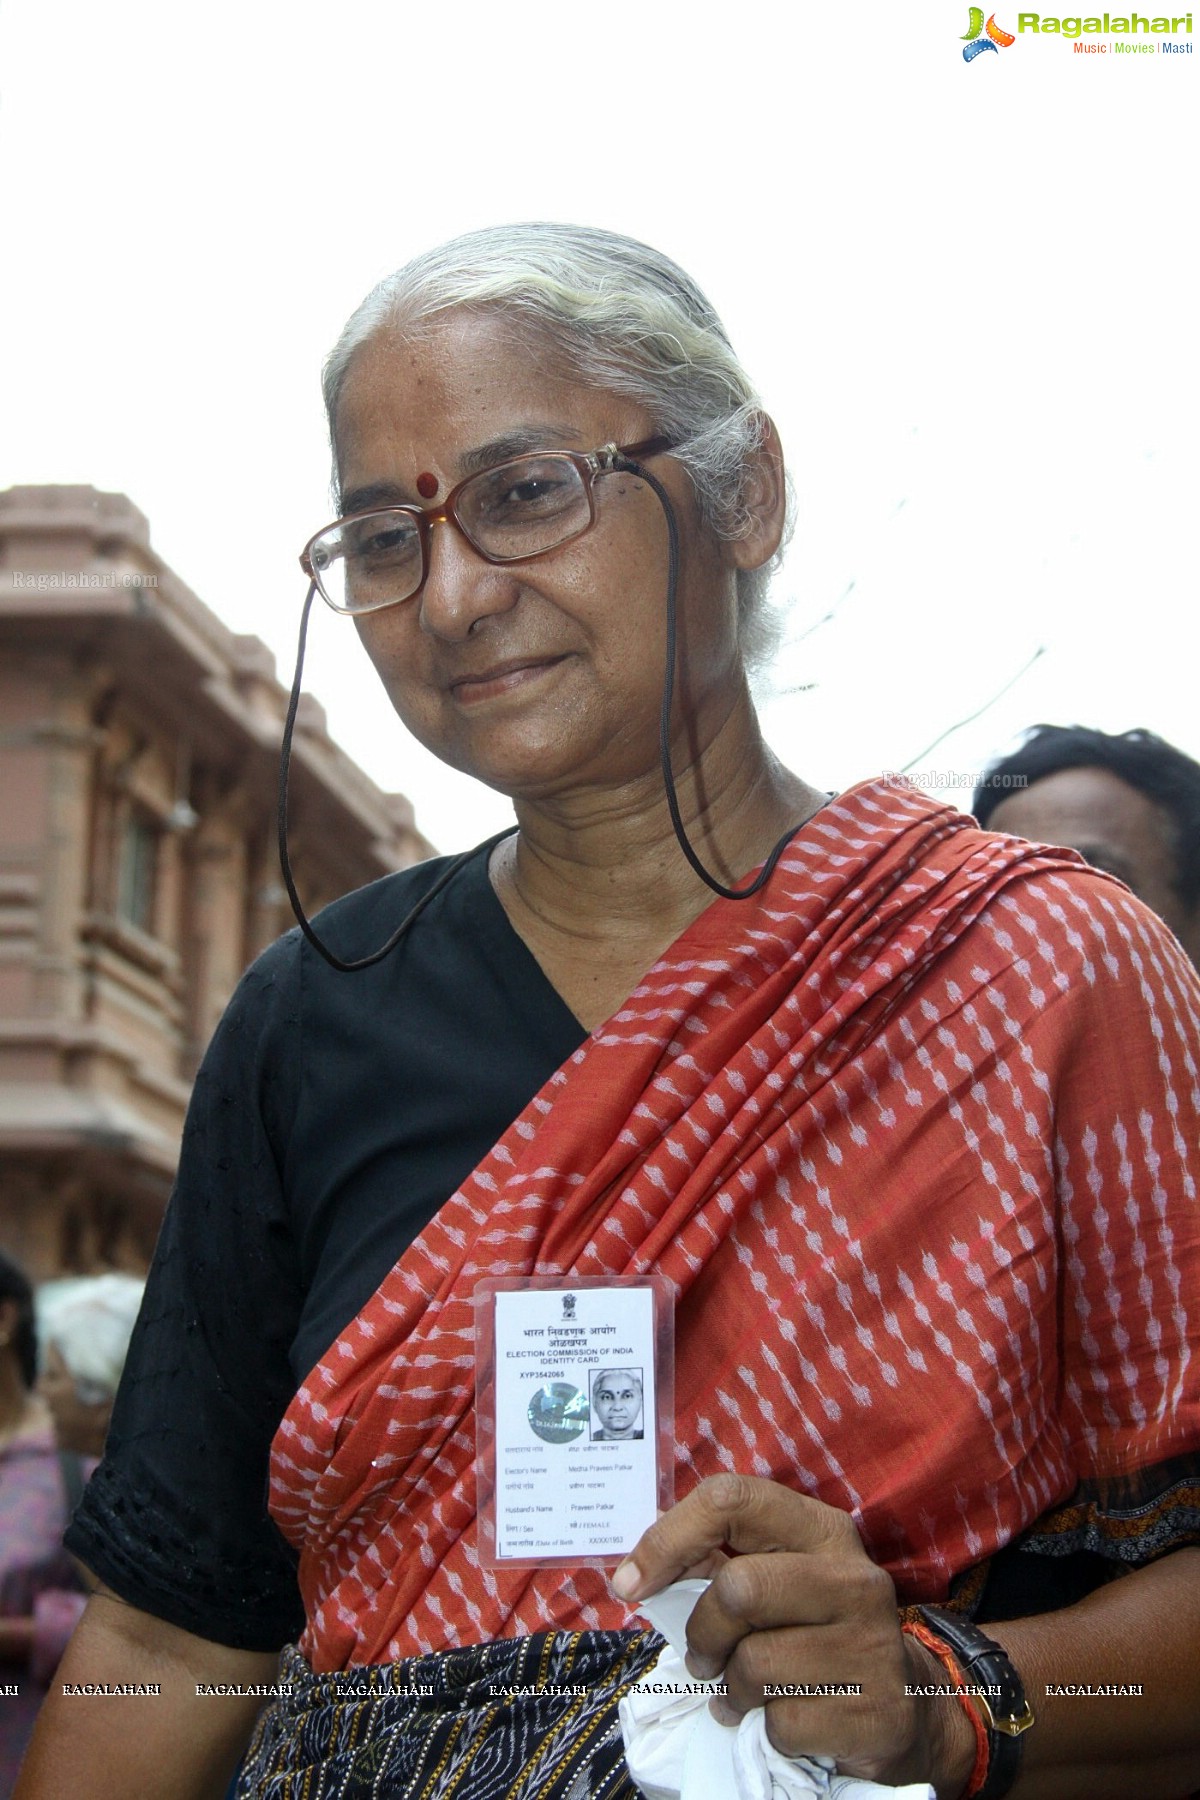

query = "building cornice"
[{"left": 0, "top": 484, "right": 433, "bottom": 875}]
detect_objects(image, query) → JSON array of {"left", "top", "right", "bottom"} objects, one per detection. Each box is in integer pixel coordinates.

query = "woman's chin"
[{"left": 410, "top": 721, "right": 654, "bottom": 807}]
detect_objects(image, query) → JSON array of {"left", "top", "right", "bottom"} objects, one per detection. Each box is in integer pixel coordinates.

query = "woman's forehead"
[
  {"left": 333, "top": 311, "right": 649, "bottom": 481},
  {"left": 337, "top": 312, "right": 568, "bottom": 424}
]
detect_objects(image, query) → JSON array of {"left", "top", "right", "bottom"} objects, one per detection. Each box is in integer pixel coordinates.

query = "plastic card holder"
[{"left": 475, "top": 1274, "right": 674, "bottom": 1569}]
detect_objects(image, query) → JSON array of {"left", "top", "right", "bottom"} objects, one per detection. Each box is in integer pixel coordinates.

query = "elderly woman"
[
  {"left": 17, "top": 225, "right": 1200, "bottom": 1800},
  {"left": 592, "top": 1371, "right": 645, "bottom": 1442}
]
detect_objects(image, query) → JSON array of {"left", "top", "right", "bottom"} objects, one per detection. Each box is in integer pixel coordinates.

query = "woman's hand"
[{"left": 611, "top": 1473, "right": 976, "bottom": 1795}]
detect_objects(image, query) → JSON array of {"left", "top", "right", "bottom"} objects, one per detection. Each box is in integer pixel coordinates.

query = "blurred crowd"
[{"left": 0, "top": 1264, "right": 143, "bottom": 1786}]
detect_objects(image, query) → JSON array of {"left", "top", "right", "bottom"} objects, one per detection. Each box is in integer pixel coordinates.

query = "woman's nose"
[{"left": 417, "top": 517, "right": 520, "bottom": 642}]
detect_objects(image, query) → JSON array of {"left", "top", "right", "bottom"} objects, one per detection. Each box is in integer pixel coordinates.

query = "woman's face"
[
  {"left": 592, "top": 1373, "right": 642, "bottom": 1437},
  {"left": 332, "top": 310, "right": 746, "bottom": 804},
  {"left": 37, "top": 1343, "right": 111, "bottom": 1457}
]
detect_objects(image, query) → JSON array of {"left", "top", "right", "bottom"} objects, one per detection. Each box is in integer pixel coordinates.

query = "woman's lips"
[{"left": 448, "top": 656, "right": 568, "bottom": 705}]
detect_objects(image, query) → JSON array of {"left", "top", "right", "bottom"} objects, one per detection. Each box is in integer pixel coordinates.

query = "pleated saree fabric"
[
  {"left": 239, "top": 1632, "right": 659, "bottom": 1799},
  {"left": 267, "top": 778, "right": 1200, "bottom": 1673}
]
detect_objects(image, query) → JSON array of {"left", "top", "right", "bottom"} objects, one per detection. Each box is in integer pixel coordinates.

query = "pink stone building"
[{"left": 0, "top": 485, "right": 432, "bottom": 1279}]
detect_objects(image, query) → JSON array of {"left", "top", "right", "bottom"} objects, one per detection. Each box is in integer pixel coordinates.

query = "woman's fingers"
[
  {"left": 609, "top": 1475, "right": 936, "bottom": 1782},
  {"left": 684, "top": 1545, "right": 896, "bottom": 1681},
  {"left": 613, "top": 1473, "right": 857, "bottom": 1602},
  {"left": 709, "top": 1589, "right": 931, "bottom": 1779},
  {"left": 612, "top": 1474, "right": 869, "bottom": 1677}
]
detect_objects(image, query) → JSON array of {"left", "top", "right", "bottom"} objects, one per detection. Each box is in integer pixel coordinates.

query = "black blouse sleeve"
[
  {"left": 64, "top": 851, "right": 586, "bottom": 1653},
  {"left": 66, "top": 931, "right": 308, "bottom": 1652}
]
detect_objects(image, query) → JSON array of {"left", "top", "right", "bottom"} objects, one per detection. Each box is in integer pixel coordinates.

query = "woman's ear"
[{"left": 723, "top": 413, "right": 788, "bottom": 572}]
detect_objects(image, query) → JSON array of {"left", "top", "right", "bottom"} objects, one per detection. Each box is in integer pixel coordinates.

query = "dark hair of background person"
[
  {"left": 973, "top": 725, "right": 1200, "bottom": 910},
  {"left": 0, "top": 1251, "right": 39, "bottom": 1389}
]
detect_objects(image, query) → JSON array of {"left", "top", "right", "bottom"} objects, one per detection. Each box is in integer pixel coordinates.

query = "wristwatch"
[{"left": 916, "top": 1605, "right": 1036, "bottom": 1799}]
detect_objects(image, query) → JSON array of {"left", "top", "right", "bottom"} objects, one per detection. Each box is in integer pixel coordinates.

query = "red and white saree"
[{"left": 268, "top": 778, "right": 1200, "bottom": 1671}]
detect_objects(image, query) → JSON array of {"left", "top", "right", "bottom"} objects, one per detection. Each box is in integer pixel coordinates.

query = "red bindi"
[{"left": 416, "top": 471, "right": 439, "bottom": 499}]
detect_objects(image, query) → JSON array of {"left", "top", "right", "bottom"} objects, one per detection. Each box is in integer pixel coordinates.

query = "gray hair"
[
  {"left": 592, "top": 1367, "right": 643, "bottom": 1395},
  {"left": 36, "top": 1273, "right": 145, "bottom": 1406},
  {"left": 322, "top": 222, "right": 788, "bottom": 671}
]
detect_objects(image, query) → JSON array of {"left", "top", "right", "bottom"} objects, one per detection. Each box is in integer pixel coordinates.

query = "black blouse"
[{"left": 66, "top": 848, "right": 585, "bottom": 1651}]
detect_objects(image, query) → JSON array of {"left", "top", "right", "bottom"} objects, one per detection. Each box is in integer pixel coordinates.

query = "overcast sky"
[{"left": 2, "top": 1, "right": 1196, "bottom": 850}]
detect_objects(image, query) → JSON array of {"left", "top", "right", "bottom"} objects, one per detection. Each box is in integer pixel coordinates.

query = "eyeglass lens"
[{"left": 311, "top": 453, "right": 594, "bottom": 614}]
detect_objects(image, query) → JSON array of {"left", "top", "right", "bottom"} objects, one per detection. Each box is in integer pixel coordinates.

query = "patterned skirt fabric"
[{"left": 236, "top": 1628, "right": 661, "bottom": 1800}]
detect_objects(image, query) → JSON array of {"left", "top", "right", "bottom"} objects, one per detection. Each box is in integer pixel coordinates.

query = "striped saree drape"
[{"left": 267, "top": 778, "right": 1200, "bottom": 1673}]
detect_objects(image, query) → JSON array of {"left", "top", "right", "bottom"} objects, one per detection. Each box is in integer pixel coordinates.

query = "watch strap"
[{"left": 915, "top": 1605, "right": 1035, "bottom": 1799}]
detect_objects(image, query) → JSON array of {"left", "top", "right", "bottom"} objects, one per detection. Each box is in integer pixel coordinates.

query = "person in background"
[
  {"left": 972, "top": 724, "right": 1200, "bottom": 968},
  {"left": 36, "top": 1276, "right": 145, "bottom": 1465},
  {"left": 0, "top": 1267, "right": 145, "bottom": 1789},
  {"left": 0, "top": 1254, "right": 75, "bottom": 1791}
]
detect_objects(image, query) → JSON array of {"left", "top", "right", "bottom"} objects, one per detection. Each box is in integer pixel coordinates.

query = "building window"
[{"left": 116, "top": 810, "right": 159, "bottom": 934}]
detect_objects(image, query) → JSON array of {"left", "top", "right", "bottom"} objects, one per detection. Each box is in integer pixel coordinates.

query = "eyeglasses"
[{"left": 301, "top": 436, "right": 672, "bottom": 616}]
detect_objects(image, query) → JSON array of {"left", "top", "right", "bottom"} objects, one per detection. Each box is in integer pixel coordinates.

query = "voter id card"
[{"left": 475, "top": 1275, "right": 674, "bottom": 1568}]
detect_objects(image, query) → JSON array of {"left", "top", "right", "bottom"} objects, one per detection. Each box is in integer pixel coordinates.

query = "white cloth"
[{"left": 618, "top": 1580, "right": 933, "bottom": 1800}]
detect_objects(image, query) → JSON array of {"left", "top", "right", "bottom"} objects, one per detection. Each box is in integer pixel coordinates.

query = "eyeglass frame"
[{"left": 299, "top": 435, "right": 674, "bottom": 616}]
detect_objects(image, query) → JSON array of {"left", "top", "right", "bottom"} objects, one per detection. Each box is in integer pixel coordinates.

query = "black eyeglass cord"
[
  {"left": 277, "top": 583, "right": 516, "bottom": 973},
  {"left": 619, "top": 456, "right": 805, "bottom": 903},
  {"left": 279, "top": 467, "right": 804, "bottom": 972}
]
